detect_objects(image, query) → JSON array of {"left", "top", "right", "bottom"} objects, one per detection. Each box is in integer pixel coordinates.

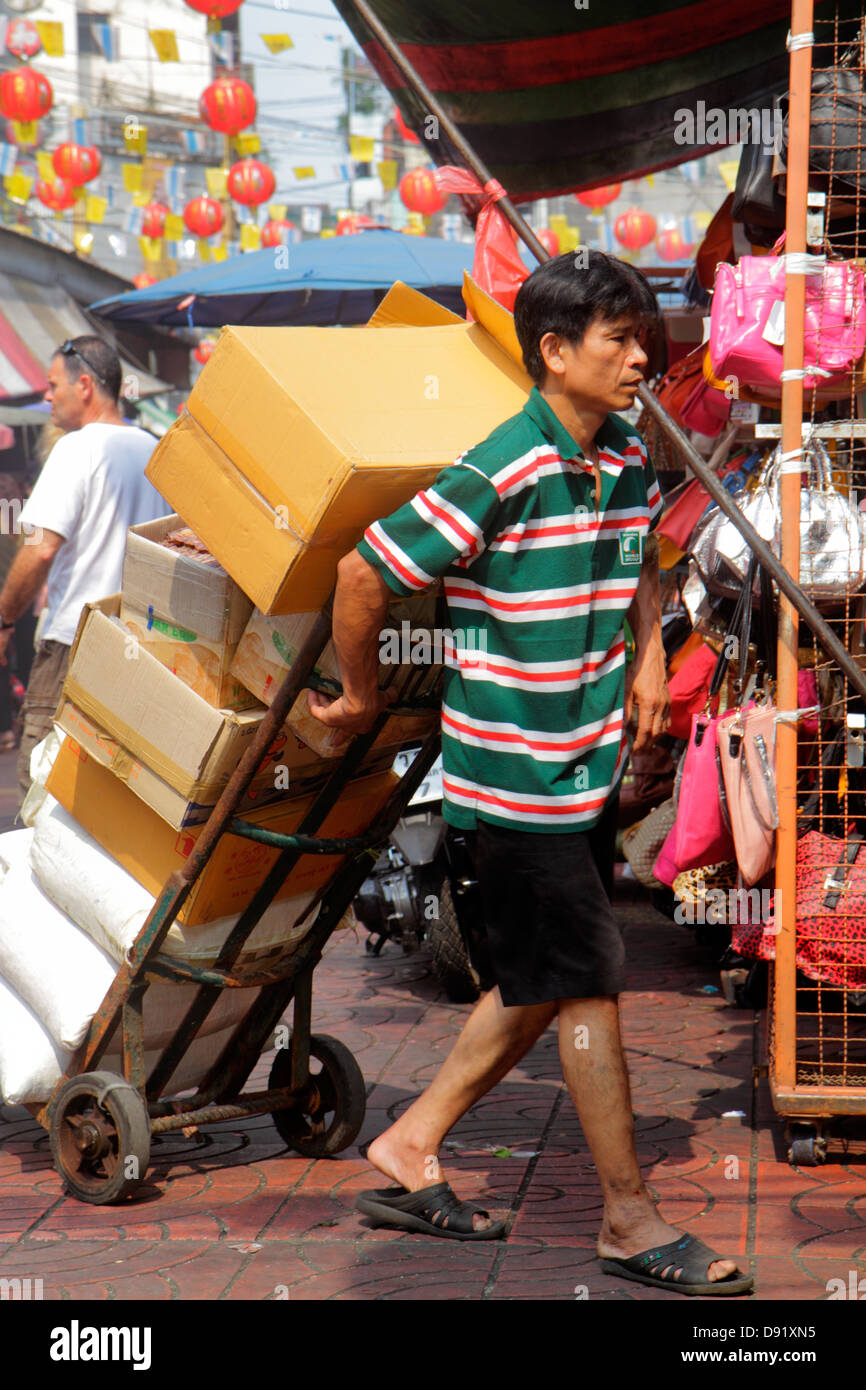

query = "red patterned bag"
[{"left": 733, "top": 830, "right": 866, "bottom": 990}]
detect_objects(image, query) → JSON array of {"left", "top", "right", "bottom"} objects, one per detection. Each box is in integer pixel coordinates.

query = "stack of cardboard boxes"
[
  {"left": 42, "top": 279, "right": 531, "bottom": 946},
  {"left": 0, "top": 277, "right": 534, "bottom": 1105}
]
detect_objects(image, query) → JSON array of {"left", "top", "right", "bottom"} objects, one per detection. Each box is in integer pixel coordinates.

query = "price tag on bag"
[{"left": 761, "top": 299, "right": 786, "bottom": 347}]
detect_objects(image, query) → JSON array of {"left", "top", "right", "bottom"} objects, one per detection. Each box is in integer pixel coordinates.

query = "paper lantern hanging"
[
  {"left": 199, "top": 76, "right": 256, "bottom": 135},
  {"left": 335, "top": 213, "right": 375, "bottom": 236},
  {"left": 185, "top": 0, "right": 244, "bottom": 16},
  {"left": 614, "top": 208, "right": 657, "bottom": 252},
  {"left": 399, "top": 168, "right": 446, "bottom": 216},
  {"left": 576, "top": 183, "right": 622, "bottom": 211},
  {"left": 261, "top": 218, "right": 295, "bottom": 247},
  {"left": 52, "top": 143, "right": 102, "bottom": 186},
  {"left": 535, "top": 228, "right": 560, "bottom": 256},
  {"left": 655, "top": 226, "right": 692, "bottom": 262},
  {"left": 184, "top": 195, "right": 224, "bottom": 237},
  {"left": 36, "top": 177, "right": 75, "bottom": 212},
  {"left": 0, "top": 66, "right": 52, "bottom": 122},
  {"left": 133, "top": 273, "right": 158, "bottom": 290},
  {"left": 194, "top": 338, "right": 217, "bottom": 365},
  {"left": 141, "top": 202, "right": 170, "bottom": 239},
  {"left": 227, "top": 157, "right": 275, "bottom": 207},
  {"left": 393, "top": 106, "right": 420, "bottom": 145},
  {"left": 5, "top": 20, "right": 41, "bottom": 59}
]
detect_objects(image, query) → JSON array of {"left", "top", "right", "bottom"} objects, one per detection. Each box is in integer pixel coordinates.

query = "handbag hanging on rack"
[
  {"left": 708, "top": 241, "right": 866, "bottom": 397},
  {"left": 689, "top": 438, "right": 866, "bottom": 606},
  {"left": 654, "top": 560, "right": 761, "bottom": 884}
]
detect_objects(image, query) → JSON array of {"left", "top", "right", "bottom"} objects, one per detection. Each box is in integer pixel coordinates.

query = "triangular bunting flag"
[
  {"left": 149, "top": 29, "right": 179, "bottom": 63},
  {"left": 261, "top": 34, "right": 293, "bottom": 54}
]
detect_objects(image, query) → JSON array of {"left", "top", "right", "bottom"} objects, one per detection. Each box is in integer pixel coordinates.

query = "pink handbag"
[
  {"left": 716, "top": 702, "right": 778, "bottom": 887},
  {"left": 709, "top": 253, "right": 866, "bottom": 393},
  {"left": 680, "top": 373, "right": 731, "bottom": 437}
]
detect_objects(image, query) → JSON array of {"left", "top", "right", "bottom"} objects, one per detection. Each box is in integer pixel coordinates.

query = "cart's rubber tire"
[
  {"left": 269, "top": 1034, "right": 366, "bottom": 1158},
  {"left": 788, "top": 1135, "right": 827, "bottom": 1167},
  {"left": 49, "top": 1071, "right": 150, "bottom": 1205},
  {"left": 426, "top": 877, "right": 480, "bottom": 1004}
]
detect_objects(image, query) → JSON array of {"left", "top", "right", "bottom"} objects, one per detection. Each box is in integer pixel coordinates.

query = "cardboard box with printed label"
[
  {"left": 231, "top": 593, "right": 442, "bottom": 759},
  {"left": 144, "top": 278, "right": 531, "bottom": 614},
  {"left": 61, "top": 598, "right": 340, "bottom": 828},
  {"left": 45, "top": 736, "right": 397, "bottom": 927},
  {"left": 122, "top": 514, "right": 255, "bottom": 710}
]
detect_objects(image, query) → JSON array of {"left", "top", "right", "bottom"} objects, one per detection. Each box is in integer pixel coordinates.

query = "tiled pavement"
[{"left": 2, "top": 881, "right": 866, "bottom": 1303}]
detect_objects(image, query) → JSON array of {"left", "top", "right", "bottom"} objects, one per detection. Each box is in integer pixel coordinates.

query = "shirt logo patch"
[{"left": 619, "top": 530, "right": 643, "bottom": 565}]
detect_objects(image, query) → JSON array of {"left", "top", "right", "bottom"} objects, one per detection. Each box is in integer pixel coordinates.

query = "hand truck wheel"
[
  {"left": 49, "top": 1071, "right": 151, "bottom": 1205},
  {"left": 269, "top": 1034, "right": 366, "bottom": 1158}
]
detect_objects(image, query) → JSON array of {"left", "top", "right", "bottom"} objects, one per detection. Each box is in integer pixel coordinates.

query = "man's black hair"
[
  {"left": 514, "top": 251, "right": 659, "bottom": 385},
  {"left": 54, "top": 335, "right": 122, "bottom": 403}
]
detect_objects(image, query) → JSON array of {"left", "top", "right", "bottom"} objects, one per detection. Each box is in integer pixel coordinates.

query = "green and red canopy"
[{"left": 334, "top": 0, "right": 864, "bottom": 199}]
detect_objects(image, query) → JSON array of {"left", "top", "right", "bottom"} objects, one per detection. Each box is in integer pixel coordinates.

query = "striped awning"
[
  {"left": 334, "top": 0, "right": 865, "bottom": 199},
  {"left": 0, "top": 271, "right": 168, "bottom": 402}
]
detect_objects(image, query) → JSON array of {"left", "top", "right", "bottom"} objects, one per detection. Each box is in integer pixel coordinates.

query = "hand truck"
[{"left": 25, "top": 606, "right": 441, "bottom": 1204}]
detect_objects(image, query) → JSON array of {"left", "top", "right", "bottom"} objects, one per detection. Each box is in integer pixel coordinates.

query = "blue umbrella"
[{"left": 89, "top": 230, "right": 475, "bottom": 328}]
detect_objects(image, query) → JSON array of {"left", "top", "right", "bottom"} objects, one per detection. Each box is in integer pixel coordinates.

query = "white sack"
[
  {"left": 0, "top": 828, "right": 259, "bottom": 1053},
  {"left": 0, "top": 829, "right": 117, "bottom": 1050},
  {"left": 0, "top": 975, "right": 272, "bottom": 1107},
  {"left": 19, "top": 728, "right": 64, "bottom": 828},
  {"left": 30, "top": 800, "right": 320, "bottom": 967}
]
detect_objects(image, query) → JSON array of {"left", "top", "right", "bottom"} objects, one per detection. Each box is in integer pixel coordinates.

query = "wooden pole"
[{"left": 774, "top": 0, "right": 814, "bottom": 1093}]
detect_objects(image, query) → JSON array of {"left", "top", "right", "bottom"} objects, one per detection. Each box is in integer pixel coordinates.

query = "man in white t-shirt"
[{"left": 0, "top": 336, "right": 167, "bottom": 802}]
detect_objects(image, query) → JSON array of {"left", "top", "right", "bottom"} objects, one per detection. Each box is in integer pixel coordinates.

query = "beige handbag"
[{"left": 622, "top": 798, "right": 677, "bottom": 889}]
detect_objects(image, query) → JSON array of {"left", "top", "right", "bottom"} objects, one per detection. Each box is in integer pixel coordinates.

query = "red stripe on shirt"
[
  {"left": 363, "top": 526, "right": 425, "bottom": 591},
  {"left": 443, "top": 775, "right": 611, "bottom": 818}
]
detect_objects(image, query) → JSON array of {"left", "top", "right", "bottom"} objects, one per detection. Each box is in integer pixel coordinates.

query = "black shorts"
[{"left": 466, "top": 794, "right": 625, "bottom": 1007}]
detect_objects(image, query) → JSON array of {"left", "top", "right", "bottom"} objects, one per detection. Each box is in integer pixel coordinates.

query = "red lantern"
[
  {"left": 6, "top": 20, "right": 41, "bottom": 59},
  {"left": 184, "top": 195, "right": 224, "bottom": 238},
  {"left": 141, "top": 202, "right": 170, "bottom": 240},
  {"left": 227, "top": 158, "right": 275, "bottom": 207},
  {"left": 655, "top": 226, "right": 692, "bottom": 262},
  {"left": 261, "top": 218, "right": 295, "bottom": 247},
  {"left": 576, "top": 183, "right": 622, "bottom": 211},
  {"left": 36, "top": 177, "right": 75, "bottom": 212},
  {"left": 194, "top": 339, "right": 217, "bottom": 365},
  {"left": 52, "top": 143, "right": 102, "bottom": 186},
  {"left": 184, "top": 0, "right": 244, "bottom": 16},
  {"left": 535, "top": 228, "right": 560, "bottom": 256},
  {"left": 399, "top": 168, "right": 446, "bottom": 216},
  {"left": 335, "top": 214, "right": 375, "bottom": 236},
  {"left": 614, "top": 208, "right": 657, "bottom": 252},
  {"left": 199, "top": 76, "right": 256, "bottom": 135},
  {"left": 0, "top": 66, "right": 52, "bottom": 123},
  {"left": 133, "top": 273, "right": 158, "bottom": 290},
  {"left": 393, "top": 106, "right": 420, "bottom": 145}
]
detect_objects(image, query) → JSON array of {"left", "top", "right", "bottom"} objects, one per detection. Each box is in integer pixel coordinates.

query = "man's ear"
[{"left": 539, "top": 332, "right": 566, "bottom": 378}]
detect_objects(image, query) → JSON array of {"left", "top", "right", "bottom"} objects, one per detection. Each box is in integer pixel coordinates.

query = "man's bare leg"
[
  {"left": 367, "top": 989, "right": 739, "bottom": 1278},
  {"left": 367, "top": 987, "right": 555, "bottom": 1230},
  {"left": 558, "top": 995, "right": 737, "bottom": 1283}
]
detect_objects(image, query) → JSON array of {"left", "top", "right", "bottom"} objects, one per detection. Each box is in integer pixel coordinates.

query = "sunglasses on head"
[{"left": 59, "top": 340, "right": 109, "bottom": 387}]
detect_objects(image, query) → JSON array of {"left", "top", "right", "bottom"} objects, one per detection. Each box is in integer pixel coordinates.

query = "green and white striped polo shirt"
[{"left": 357, "top": 385, "right": 663, "bottom": 834}]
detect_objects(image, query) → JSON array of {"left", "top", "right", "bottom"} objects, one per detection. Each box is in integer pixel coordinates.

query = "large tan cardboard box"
[
  {"left": 232, "top": 597, "right": 441, "bottom": 759},
  {"left": 45, "top": 737, "right": 397, "bottom": 926},
  {"left": 62, "top": 599, "right": 338, "bottom": 826},
  {"left": 145, "top": 280, "right": 531, "bottom": 614},
  {"left": 122, "top": 514, "right": 254, "bottom": 710},
  {"left": 54, "top": 699, "right": 340, "bottom": 830}
]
